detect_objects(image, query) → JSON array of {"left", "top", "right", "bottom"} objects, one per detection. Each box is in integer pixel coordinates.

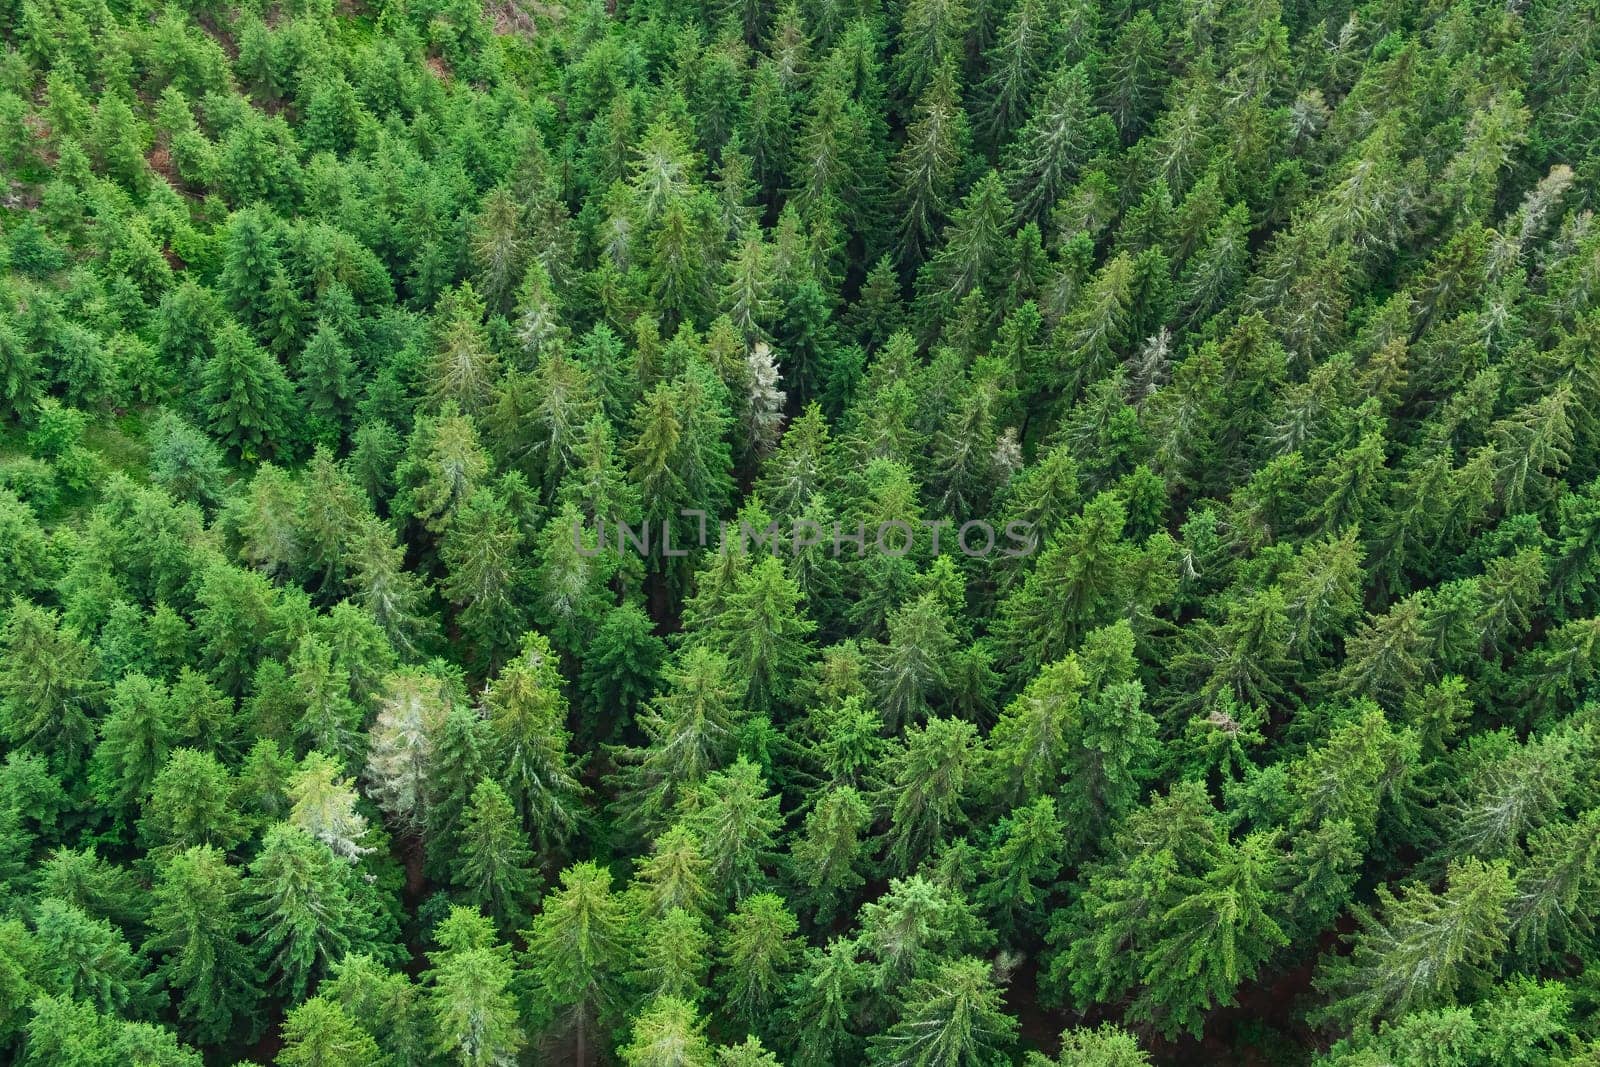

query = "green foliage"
[
  {"left": 146, "top": 845, "right": 261, "bottom": 1045},
  {"left": 1315, "top": 859, "right": 1515, "bottom": 1030},
  {"left": 425, "top": 908, "right": 524, "bottom": 1067},
  {"left": 5, "top": 0, "right": 1600, "bottom": 1060},
  {"left": 520, "top": 861, "right": 632, "bottom": 1062},
  {"left": 247, "top": 824, "right": 376, "bottom": 1003},
  {"left": 453, "top": 779, "right": 537, "bottom": 930}
]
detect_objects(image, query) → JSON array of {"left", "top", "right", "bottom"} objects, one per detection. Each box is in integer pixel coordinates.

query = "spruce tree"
[
  {"left": 1314, "top": 858, "right": 1514, "bottom": 1029},
  {"left": 869, "top": 956, "right": 1017, "bottom": 1067},
  {"left": 247, "top": 824, "right": 369, "bottom": 1002},
  {"left": 716, "top": 892, "right": 801, "bottom": 1033},
  {"left": 482, "top": 632, "right": 584, "bottom": 851},
  {"left": 146, "top": 845, "right": 261, "bottom": 1045},
  {"left": 521, "top": 862, "right": 632, "bottom": 1066},
  {"left": 454, "top": 780, "right": 538, "bottom": 930},
  {"left": 201, "top": 321, "right": 296, "bottom": 462},
  {"left": 425, "top": 907, "right": 525, "bottom": 1067}
]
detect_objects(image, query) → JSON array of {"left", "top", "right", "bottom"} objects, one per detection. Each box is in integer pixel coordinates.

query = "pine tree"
[
  {"left": 977, "top": 796, "right": 1065, "bottom": 938},
  {"left": 296, "top": 322, "right": 357, "bottom": 443},
  {"left": 633, "top": 823, "right": 716, "bottom": 920},
  {"left": 277, "top": 997, "right": 383, "bottom": 1067},
  {"left": 631, "top": 907, "right": 711, "bottom": 1005},
  {"left": 1003, "top": 63, "right": 1107, "bottom": 222},
  {"left": 648, "top": 196, "right": 717, "bottom": 329},
  {"left": 425, "top": 907, "right": 525, "bottom": 1067},
  {"left": 1043, "top": 781, "right": 1222, "bottom": 1011},
  {"left": 217, "top": 207, "right": 282, "bottom": 330},
  {"left": 879, "top": 717, "right": 979, "bottom": 876},
  {"left": 290, "top": 752, "right": 374, "bottom": 863},
  {"left": 1334, "top": 595, "right": 1431, "bottom": 708},
  {"left": 193, "top": 561, "right": 282, "bottom": 702},
  {"left": 722, "top": 230, "right": 777, "bottom": 347},
  {"left": 708, "top": 556, "right": 816, "bottom": 714},
  {"left": 1133, "top": 833, "right": 1289, "bottom": 1038},
  {"left": 1064, "top": 663, "right": 1156, "bottom": 833},
  {"left": 685, "top": 757, "right": 785, "bottom": 902},
  {"left": 421, "top": 703, "right": 494, "bottom": 872},
  {"left": 774, "top": 278, "right": 842, "bottom": 411},
  {"left": 784, "top": 937, "right": 868, "bottom": 1067},
  {"left": 146, "top": 845, "right": 261, "bottom": 1045},
  {"left": 610, "top": 647, "right": 742, "bottom": 834},
  {"left": 1056, "top": 253, "right": 1137, "bottom": 402},
  {"left": 579, "top": 604, "right": 666, "bottom": 734},
  {"left": 201, "top": 321, "right": 296, "bottom": 462},
  {"left": 260, "top": 267, "right": 307, "bottom": 360},
  {"left": 521, "top": 861, "right": 632, "bottom": 1066},
  {"left": 290, "top": 636, "right": 364, "bottom": 768},
  {"left": 717, "top": 892, "right": 801, "bottom": 1032},
  {"left": 454, "top": 780, "right": 537, "bottom": 930},
  {"left": 35, "top": 847, "right": 142, "bottom": 932},
  {"left": 1289, "top": 703, "right": 1416, "bottom": 845},
  {"left": 974, "top": 0, "right": 1055, "bottom": 148},
  {"left": 32, "top": 896, "right": 143, "bottom": 1013},
  {"left": 228, "top": 461, "right": 303, "bottom": 580},
  {"left": 893, "top": 0, "right": 972, "bottom": 97},
  {"left": 621, "top": 996, "right": 714, "bottom": 1067},
  {"left": 365, "top": 670, "right": 451, "bottom": 835},
  {"left": 300, "top": 479, "right": 375, "bottom": 614},
  {"left": 1518, "top": 616, "right": 1600, "bottom": 718},
  {"left": 1314, "top": 858, "right": 1514, "bottom": 1029},
  {"left": 744, "top": 341, "right": 787, "bottom": 460},
  {"left": 89, "top": 673, "right": 174, "bottom": 819},
  {"left": 1033, "top": 1025, "right": 1149, "bottom": 1067},
  {"left": 0, "top": 600, "right": 104, "bottom": 776},
  {"left": 1507, "top": 807, "right": 1600, "bottom": 967},
  {"left": 1445, "top": 726, "right": 1585, "bottom": 862},
  {"left": 921, "top": 172, "right": 1015, "bottom": 325},
  {"left": 789, "top": 785, "right": 871, "bottom": 923},
  {"left": 1098, "top": 12, "right": 1167, "bottom": 140},
  {"left": 471, "top": 187, "right": 525, "bottom": 316},
  {"left": 869, "top": 956, "right": 1017, "bottom": 1067},
  {"left": 528, "top": 502, "right": 615, "bottom": 657},
  {"left": 348, "top": 518, "right": 437, "bottom": 659},
  {"left": 512, "top": 263, "right": 570, "bottom": 364},
  {"left": 894, "top": 64, "right": 969, "bottom": 268},
  {"left": 560, "top": 414, "right": 641, "bottom": 527},
  {"left": 482, "top": 632, "right": 584, "bottom": 850},
  {"left": 869, "top": 592, "right": 956, "bottom": 730},
  {"left": 139, "top": 748, "right": 250, "bottom": 854},
  {"left": 984, "top": 653, "right": 1085, "bottom": 804},
  {"left": 427, "top": 285, "right": 500, "bottom": 419},
  {"left": 248, "top": 824, "right": 369, "bottom": 1002},
  {"left": 440, "top": 490, "right": 530, "bottom": 669},
  {"left": 0, "top": 313, "right": 40, "bottom": 422},
  {"left": 22, "top": 993, "right": 205, "bottom": 1066},
  {"left": 317, "top": 954, "right": 432, "bottom": 1067},
  {"left": 719, "top": 1035, "right": 782, "bottom": 1066},
  {"left": 490, "top": 355, "right": 597, "bottom": 501}
]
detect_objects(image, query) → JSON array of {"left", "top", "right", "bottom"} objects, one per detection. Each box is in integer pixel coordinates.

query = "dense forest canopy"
[{"left": 3, "top": 0, "right": 1600, "bottom": 1062}]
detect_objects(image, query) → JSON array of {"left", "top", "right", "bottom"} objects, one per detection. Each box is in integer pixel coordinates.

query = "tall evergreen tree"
[
  {"left": 521, "top": 862, "right": 632, "bottom": 1066},
  {"left": 1314, "top": 858, "right": 1514, "bottom": 1029},
  {"left": 201, "top": 321, "right": 296, "bottom": 462},
  {"left": 454, "top": 780, "right": 538, "bottom": 930},
  {"left": 146, "top": 845, "right": 261, "bottom": 1045}
]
